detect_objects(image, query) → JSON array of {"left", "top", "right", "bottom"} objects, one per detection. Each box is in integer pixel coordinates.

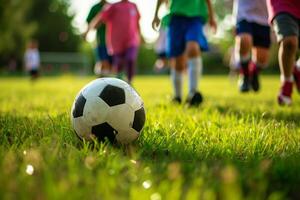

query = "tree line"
[{"left": 0, "top": 0, "right": 81, "bottom": 67}]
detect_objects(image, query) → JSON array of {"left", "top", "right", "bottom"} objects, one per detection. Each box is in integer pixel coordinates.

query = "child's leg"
[
  {"left": 235, "top": 20, "right": 255, "bottom": 92},
  {"left": 171, "top": 55, "right": 185, "bottom": 102},
  {"left": 124, "top": 47, "right": 138, "bottom": 84},
  {"left": 167, "top": 16, "right": 186, "bottom": 102},
  {"left": 272, "top": 13, "right": 299, "bottom": 105},
  {"left": 250, "top": 47, "right": 269, "bottom": 91},
  {"left": 250, "top": 23, "right": 271, "bottom": 91},
  {"left": 279, "top": 36, "right": 298, "bottom": 80},
  {"left": 184, "top": 17, "right": 208, "bottom": 105},
  {"left": 186, "top": 41, "right": 202, "bottom": 97},
  {"left": 113, "top": 54, "right": 125, "bottom": 80}
]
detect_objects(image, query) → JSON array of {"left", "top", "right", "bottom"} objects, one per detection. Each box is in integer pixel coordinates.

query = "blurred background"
[{"left": 0, "top": 0, "right": 280, "bottom": 76}]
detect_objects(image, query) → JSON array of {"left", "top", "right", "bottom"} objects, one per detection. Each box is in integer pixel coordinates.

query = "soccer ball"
[{"left": 71, "top": 78, "right": 146, "bottom": 144}]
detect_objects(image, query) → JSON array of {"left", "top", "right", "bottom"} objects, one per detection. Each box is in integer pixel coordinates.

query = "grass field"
[{"left": 0, "top": 75, "right": 300, "bottom": 200}]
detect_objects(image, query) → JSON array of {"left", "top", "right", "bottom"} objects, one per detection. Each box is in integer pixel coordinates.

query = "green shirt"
[
  {"left": 161, "top": 14, "right": 171, "bottom": 28},
  {"left": 169, "top": 0, "right": 208, "bottom": 22},
  {"left": 86, "top": 2, "right": 106, "bottom": 45}
]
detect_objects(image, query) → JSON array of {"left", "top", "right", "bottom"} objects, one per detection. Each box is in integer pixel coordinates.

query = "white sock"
[
  {"left": 296, "top": 58, "right": 300, "bottom": 70},
  {"left": 281, "top": 75, "right": 293, "bottom": 82},
  {"left": 239, "top": 54, "right": 251, "bottom": 63},
  {"left": 171, "top": 68, "right": 183, "bottom": 98},
  {"left": 188, "top": 57, "right": 202, "bottom": 96}
]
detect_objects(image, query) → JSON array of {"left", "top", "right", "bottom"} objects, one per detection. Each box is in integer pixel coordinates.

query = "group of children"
[
  {"left": 151, "top": 0, "right": 300, "bottom": 106},
  {"left": 83, "top": 0, "right": 141, "bottom": 84},
  {"left": 233, "top": 0, "right": 300, "bottom": 105},
  {"left": 23, "top": 0, "right": 299, "bottom": 106}
]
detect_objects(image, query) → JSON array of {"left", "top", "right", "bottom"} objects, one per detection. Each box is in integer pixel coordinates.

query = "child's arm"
[
  {"left": 205, "top": 0, "right": 217, "bottom": 33},
  {"left": 82, "top": 15, "right": 103, "bottom": 40},
  {"left": 152, "top": 0, "right": 167, "bottom": 30}
]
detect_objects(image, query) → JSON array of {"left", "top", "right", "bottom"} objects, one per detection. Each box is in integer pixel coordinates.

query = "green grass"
[{"left": 0, "top": 75, "right": 300, "bottom": 200}]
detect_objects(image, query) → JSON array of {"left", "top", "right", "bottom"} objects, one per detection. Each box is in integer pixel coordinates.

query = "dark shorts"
[
  {"left": 272, "top": 13, "right": 300, "bottom": 47},
  {"left": 113, "top": 46, "right": 138, "bottom": 67},
  {"left": 167, "top": 15, "right": 209, "bottom": 58},
  {"left": 236, "top": 20, "right": 271, "bottom": 48},
  {"left": 96, "top": 45, "right": 113, "bottom": 63},
  {"left": 29, "top": 69, "right": 39, "bottom": 76},
  {"left": 157, "top": 52, "right": 167, "bottom": 59}
]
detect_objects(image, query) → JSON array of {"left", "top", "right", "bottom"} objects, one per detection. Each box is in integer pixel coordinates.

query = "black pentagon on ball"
[
  {"left": 132, "top": 107, "right": 145, "bottom": 132},
  {"left": 91, "top": 122, "right": 118, "bottom": 143},
  {"left": 72, "top": 93, "right": 86, "bottom": 118},
  {"left": 99, "top": 84, "right": 126, "bottom": 106}
]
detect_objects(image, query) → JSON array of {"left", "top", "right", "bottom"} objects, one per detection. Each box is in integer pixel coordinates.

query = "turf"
[{"left": 0, "top": 75, "right": 300, "bottom": 200}]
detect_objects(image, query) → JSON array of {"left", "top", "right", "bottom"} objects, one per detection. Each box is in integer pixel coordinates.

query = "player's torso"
[
  {"left": 169, "top": 0, "right": 208, "bottom": 19},
  {"left": 234, "top": 0, "right": 269, "bottom": 25}
]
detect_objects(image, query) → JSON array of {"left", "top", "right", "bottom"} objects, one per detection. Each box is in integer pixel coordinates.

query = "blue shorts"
[
  {"left": 236, "top": 20, "right": 271, "bottom": 48},
  {"left": 95, "top": 45, "right": 112, "bottom": 63},
  {"left": 167, "top": 15, "right": 209, "bottom": 58}
]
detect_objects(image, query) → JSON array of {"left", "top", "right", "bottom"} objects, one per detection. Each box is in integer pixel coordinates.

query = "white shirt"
[
  {"left": 25, "top": 48, "right": 40, "bottom": 70},
  {"left": 233, "top": 0, "right": 269, "bottom": 26}
]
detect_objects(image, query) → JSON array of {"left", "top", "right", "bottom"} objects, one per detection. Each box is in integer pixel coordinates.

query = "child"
[
  {"left": 24, "top": 40, "right": 40, "bottom": 81},
  {"left": 154, "top": 14, "right": 170, "bottom": 72},
  {"left": 266, "top": 0, "right": 300, "bottom": 105},
  {"left": 152, "top": 0, "right": 217, "bottom": 106},
  {"left": 85, "top": 0, "right": 112, "bottom": 77},
  {"left": 233, "top": 0, "right": 271, "bottom": 93},
  {"left": 84, "top": 0, "right": 141, "bottom": 84}
]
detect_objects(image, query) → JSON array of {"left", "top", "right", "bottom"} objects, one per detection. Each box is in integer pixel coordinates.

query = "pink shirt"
[
  {"left": 267, "top": 0, "right": 300, "bottom": 23},
  {"left": 99, "top": 1, "right": 140, "bottom": 55}
]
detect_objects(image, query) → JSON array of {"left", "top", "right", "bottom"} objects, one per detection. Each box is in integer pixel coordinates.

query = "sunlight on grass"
[{"left": 0, "top": 75, "right": 299, "bottom": 199}]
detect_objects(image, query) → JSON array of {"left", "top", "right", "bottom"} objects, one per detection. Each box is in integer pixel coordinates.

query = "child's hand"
[
  {"left": 81, "top": 31, "right": 88, "bottom": 41},
  {"left": 152, "top": 16, "right": 161, "bottom": 31},
  {"left": 209, "top": 17, "right": 217, "bottom": 34}
]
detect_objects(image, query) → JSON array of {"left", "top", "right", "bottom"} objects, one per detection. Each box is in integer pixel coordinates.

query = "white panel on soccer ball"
[
  {"left": 106, "top": 104, "right": 134, "bottom": 131},
  {"left": 116, "top": 128, "right": 139, "bottom": 144},
  {"left": 124, "top": 86, "right": 143, "bottom": 111},
  {"left": 103, "top": 78, "right": 129, "bottom": 89},
  {"left": 82, "top": 78, "right": 107, "bottom": 98},
  {"left": 72, "top": 117, "right": 94, "bottom": 141},
  {"left": 83, "top": 97, "right": 110, "bottom": 126}
]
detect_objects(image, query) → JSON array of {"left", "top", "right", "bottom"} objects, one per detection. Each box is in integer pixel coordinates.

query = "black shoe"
[
  {"left": 239, "top": 75, "right": 250, "bottom": 93},
  {"left": 187, "top": 91, "right": 203, "bottom": 106},
  {"left": 172, "top": 97, "right": 182, "bottom": 104},
  {"left": 251, "top": 70, "right": 260, "bottom": 92}
]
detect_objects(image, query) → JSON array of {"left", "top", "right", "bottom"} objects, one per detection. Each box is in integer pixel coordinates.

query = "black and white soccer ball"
[{"left": 71, "top": 78, "right": 146, "bottom": 144}]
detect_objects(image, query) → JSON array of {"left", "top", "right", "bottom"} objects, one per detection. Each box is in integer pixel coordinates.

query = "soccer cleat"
[
  {"left": 277, "top": 81, "right": 293, "bottom": 106},
  {"left": 239, "top": 75, "right": 250, "bottom": 92},
  {"left": 172, "top": 96, "right": 182, "bottom": 104},
  {"left": 293, "top": 66, "right": 300, "bottom": 93},
  {"left": 250, "top": 63, "right": 260, "bottom": 92},
  {"left": 186, "top": 91, "right": 203, "bottom": 106}
]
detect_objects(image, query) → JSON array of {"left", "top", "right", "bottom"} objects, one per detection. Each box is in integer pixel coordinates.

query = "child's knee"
[{"left": 186, "top": 42, "right": 200, "bottom": 58}]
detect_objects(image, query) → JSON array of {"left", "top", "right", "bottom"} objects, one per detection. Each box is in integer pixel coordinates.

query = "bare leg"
[
  {"left": 277, "top": 36, "right": 298, "bottom": 105},
  {"left": 278, "top": 36, "right": 298, "bottom": 80}
]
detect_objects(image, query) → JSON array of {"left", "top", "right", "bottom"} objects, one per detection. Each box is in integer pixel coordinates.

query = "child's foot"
[
  {"left": 186, "top": 91, "right": 203, "bottom": 106},
  {"left": 278, "top": 81, "right": 293, "bottom": 106},
  {"left": 250, "top": 63, "right": 260, "bottom": 92},
  {"left": 239, "top": 75, "right": 250, "bottom": 93},
  {"left": 293, "top": 67, "right": 300, "bottom": 93},
  {"left": 172, "top": 96, "right": 182, "bottom": 104}
]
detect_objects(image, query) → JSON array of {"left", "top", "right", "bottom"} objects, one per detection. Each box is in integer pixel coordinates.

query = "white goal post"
[{"left": 40, "top": 52, "right": 90, "bottom": 75}]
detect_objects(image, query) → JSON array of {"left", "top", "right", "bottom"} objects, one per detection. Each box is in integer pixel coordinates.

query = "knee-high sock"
[
  {"left": 171, "top": 68, "right": 183, "bottom": 98},
  {"left": 188, "top": 57, "right": 202, "bottom": 95}
]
